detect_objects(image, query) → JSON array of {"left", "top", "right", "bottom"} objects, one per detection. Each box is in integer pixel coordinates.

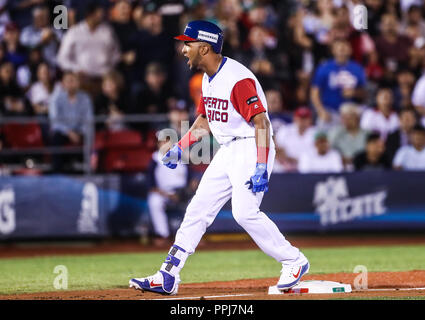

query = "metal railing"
[{"left": 0, "top": 113, "right": 169, "bottom": 175}]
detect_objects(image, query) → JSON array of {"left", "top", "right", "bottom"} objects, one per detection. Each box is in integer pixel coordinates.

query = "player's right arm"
[
  {"left": 185, "top": 114, "right": 211, "bottom": 142},
  {"left": 162, "top": 99, "right": 210, "bottom": 169}
]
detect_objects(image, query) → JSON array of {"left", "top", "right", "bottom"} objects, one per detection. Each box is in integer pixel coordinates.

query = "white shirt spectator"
[
  {"left": 275, "top": 123, "right": 316, "bottom": 161},
  {"left": 393, "top": 145, "right": 425, "bottom": 170},
  {"left": 412, "top": 74, "right": 425, "bottom": 127},
  {"left": 360, "top": 108, "right": 399, "bottom": 139},
  {"left": 27, "top": 81, "right": 60, "bottom": 108},
  {"left": 57, "top": 21, "right": 121, "bottom": 77},
  {"left": 298, "top": 149, "right": 344, "bottom": 173}
]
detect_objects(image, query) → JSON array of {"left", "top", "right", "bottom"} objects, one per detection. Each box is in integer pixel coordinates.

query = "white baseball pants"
[{"left": 174, "top": 137, "right": 306, "bottom": 265}]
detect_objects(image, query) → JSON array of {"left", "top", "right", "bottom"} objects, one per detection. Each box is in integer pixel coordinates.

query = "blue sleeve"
[{"left": 312, "top": 64, "right": 327, "bottom": 88}]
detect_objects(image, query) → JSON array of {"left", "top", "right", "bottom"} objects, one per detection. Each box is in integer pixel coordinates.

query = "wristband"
[
  {"left": 177, "top": 131, "right": 198, "bottom": 150},
  {"left": 257, "top": 146, "right": 269, "bottom": 164}
]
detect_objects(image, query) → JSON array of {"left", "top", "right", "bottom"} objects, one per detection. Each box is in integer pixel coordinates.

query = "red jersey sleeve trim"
[
  {"left": 230, "top": 78, "right": 266, "bottom": 122},
  {"left": 197, "top": 95, "right": 206, "bottom": 116}
]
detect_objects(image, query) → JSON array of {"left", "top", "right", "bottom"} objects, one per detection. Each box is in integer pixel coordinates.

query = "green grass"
[{"left": 0, "top": 244, "right": 425, "bottom": 295}]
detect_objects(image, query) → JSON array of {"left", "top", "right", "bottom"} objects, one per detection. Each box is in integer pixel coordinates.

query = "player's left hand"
[{"left": 245, "top": 163, "right": 269, "bottom": 193}]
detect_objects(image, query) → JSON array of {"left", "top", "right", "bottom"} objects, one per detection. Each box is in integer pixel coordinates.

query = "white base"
[{"left": 268, "top": 280, "right": 352, "bottom": 295}]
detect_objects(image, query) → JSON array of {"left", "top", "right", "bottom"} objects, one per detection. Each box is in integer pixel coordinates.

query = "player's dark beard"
[{"left": 191, "top": 51, "right": 202, "bottom": 70}]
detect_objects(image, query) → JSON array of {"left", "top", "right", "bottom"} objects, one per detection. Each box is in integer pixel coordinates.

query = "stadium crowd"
[{"left": 1, "top": 0, "right": 425, "bottom": 174}]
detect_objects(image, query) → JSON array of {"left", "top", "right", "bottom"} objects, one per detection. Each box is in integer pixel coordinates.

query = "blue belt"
[
  {"left": 231, "top": 136, "right": 255, "bottom": 142},
  {"left": 220, "top": 136, "right": 255, "bottom": 145}
]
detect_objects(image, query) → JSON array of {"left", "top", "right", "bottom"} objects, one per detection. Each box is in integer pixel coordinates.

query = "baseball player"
[{"left": 129, "top": 20, "right": 309, "bottom": 295}]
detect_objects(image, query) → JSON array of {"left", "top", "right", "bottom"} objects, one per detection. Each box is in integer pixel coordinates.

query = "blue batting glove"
[
  {"left": 245, "top": 163, "right": 269, "bottom": 193},
  {"left": 161, "top": 144, "right": 182, "bottom": 169}
]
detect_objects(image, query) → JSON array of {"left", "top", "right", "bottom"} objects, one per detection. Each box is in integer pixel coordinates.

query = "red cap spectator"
[{"left": 294, "top": 107, "right": 312, "bottom": 119}]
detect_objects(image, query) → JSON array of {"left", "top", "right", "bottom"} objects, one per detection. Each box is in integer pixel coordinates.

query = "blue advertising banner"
[
  {"left": 0, "top": 175, "right": 149, "bottom": 239},
  {"left": 209, "top": 171, "right": 425, "bottom": 233},
  {"left": 0, "top": 172, "right": 425, "bottom": 239}
]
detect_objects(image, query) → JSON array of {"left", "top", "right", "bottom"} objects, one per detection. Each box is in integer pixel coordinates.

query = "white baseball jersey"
[{"left": 197, "top": 57, "right": 273, "bottom": 144}]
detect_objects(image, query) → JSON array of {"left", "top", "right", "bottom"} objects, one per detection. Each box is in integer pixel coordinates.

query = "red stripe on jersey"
[
  {"left": 230, "top": 78, "right": 266, "bottom": 122},
  {"left": 197, "top": 95, "right": 206, "bottom": 116}
]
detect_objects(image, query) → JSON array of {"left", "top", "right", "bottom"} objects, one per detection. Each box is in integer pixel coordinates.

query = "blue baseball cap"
[{"left": 174, "top": 20, "right": 223, "bottom": 54}]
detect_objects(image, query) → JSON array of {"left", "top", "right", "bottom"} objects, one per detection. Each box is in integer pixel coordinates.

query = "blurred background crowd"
[{"left": 1, "top": 0, "right": 425, "bottom": 176}]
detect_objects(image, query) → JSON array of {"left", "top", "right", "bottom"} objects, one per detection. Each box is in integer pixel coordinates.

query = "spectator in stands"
[
  {"left": 411, "top": 70, "right": 425, "bottom": 126},
  {"left": 400, "top": 0, "right": 423, "bottom": 15},
  {"left": 394, "top": 68, "right": 416, "bottom": 110},
  {"left": 407, "top": 30, "right": 425, "bottom": 76},
  {"left": 15, "top": 47, "right": 42, "bottom": 90},
  {"left": 110, "top": 0, "right": 138, "bottom": 90},
  {"left": 49, "top": 71, "right": 94, "bottom": 172},
  {"left": 188, "top": 72, "right": 203, "bottom": 110},
  {"left": 374, "top": 14, "right": 412, "bottom": 82},
  {"left": 240, "top": 25, "right": 283, "bottom": 87},
  {"left": 27, "top": 62, "right": 59, "bottom": 117},
  {"left": 401, "top": 5, "right": 425, "bottom": 41},
  {"left": 247, "top": 2, "right": 278, "bottom": 31},
  {"left": 26, "top": 61, "right": 58, "bottom": 143},
  {"left": 353, "top": 132, "right": 391, "bottom": 171},
  {"left": 393, "top": 124, "right": 425, "bottom": 170},
  {"left": 329, "top": 5, "right": 376, "bottom": 65},
  {"left": 65, "top": 0, "right": 112, "bottom": 27},
  {"left": 310, "top": 38, "right": 367, "bottom": 128},
  {"left": 94, "top": 70, "right": 131, "bottom": 131},
  {"left": 298, "top": 131, "right": 344, "bottom": 173},
  {"left": 360, "top": 86, "right": 399, "bottom": 139},
  {"left": 365, "top": 50, "right": 385, "bottom": 83},
  {"left": 7, "top": 0, "right": 49, "bottom": 29},
  {"left": 0, "top": 0, "right": 11, "bottom": 39},
  {"left": 265, "top": 89, "right": 291, "bottom": 132},
  {"left": 301, "top": 0, "right": 335, "bottom": 62},
  {"left": 215, "top": 0, "right": 244, "bottom": 56},
  {"left": 19, "top": 6, "right": 62, "bottom": 68},
  {"left": 386, "top": 107, "right": 418, "bottom": 162},
  {"left": 146, "top": 138, "right": 191, "bottom": 246},
  {"left": 135, "top": 62, "right": 175, "bottom": 115},
  {"left": 166, "top": 100, "right": 190, "bottom": 135},
  {"left": 172, "top": 41, "right": 195, "bottom": 105},
  {"left": 110, "top": 0, "right": 137, "bottom": 55},
  {"left": 57, "top": 1, "right": 121, "bottom": 97},
  {"left": 2, "top": 22, "right": 27, "bottom": 68},
  {"left": 328, "top": 102, "right": 368, "bottom": 168},
  {"left": 0, "top": 61, "right": 31, "bottom": 116},
  {"left": 133, "top": 2, "right": 175, "bottom": 80},
  {"left": 274, "top": 107, "right": 316, "bottom": 172}
]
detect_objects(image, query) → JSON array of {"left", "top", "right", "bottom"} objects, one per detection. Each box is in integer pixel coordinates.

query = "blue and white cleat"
[
  {"left": 129, "top": 271, "right": 179, "bottom": 295},
  {"left": 277, "top": 261, "right": 310, "bottom": 291}
]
